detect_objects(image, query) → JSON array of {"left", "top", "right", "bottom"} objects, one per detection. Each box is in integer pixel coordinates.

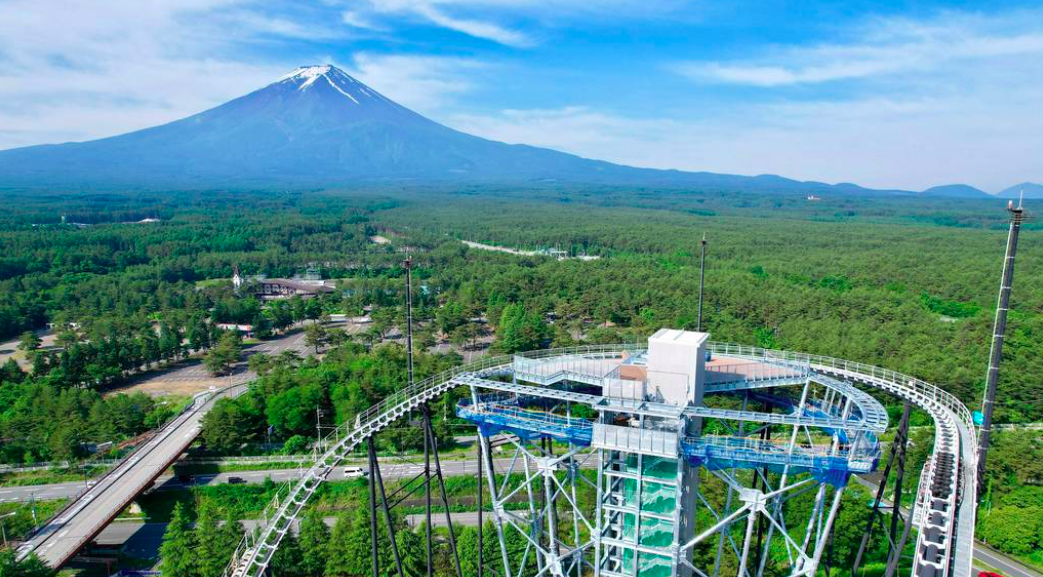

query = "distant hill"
[
  {"left": 996, "top": 182, "right": 1043, "bottom": 199},
  {"left": 0, "top": 65, "right": 996, "bottom": 198},
  {"left": 920, "top": 184, "right": 989, "bottom": 198}
]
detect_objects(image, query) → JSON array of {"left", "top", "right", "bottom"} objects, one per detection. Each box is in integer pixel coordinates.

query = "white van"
[{"left": 344, "top": 466, "right": 368, "bottom": 478}]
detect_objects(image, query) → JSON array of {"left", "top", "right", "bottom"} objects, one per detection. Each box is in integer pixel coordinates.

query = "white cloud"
[
  {"left": 342, "top": 10, "right": 383, "bottom": 31},
  {"left": 354, "top": 0, "right": 532, "bottom": 46},
  {"left": 340, "top": 0, "right": 688, "bottom": 46},
  {"left": 412, "top": 3, "right": 531, "bottom": 46},
  {"left": 0, "top": 0, "right": 312, "bottom": 149},
  {"left": 676, "top": 10, "right": 1043, "bottom": 86},
  {"left": 347, "top": 53, "right": 484, "bottom": 113},
  {"left": 449, "top": 77, "right": 1043, "bottom": 192}
]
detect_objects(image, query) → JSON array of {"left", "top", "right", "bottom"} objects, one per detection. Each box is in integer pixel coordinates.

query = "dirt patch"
[
  {"left": 107, "top": 378, "right": 221, "bottom": 398},
  {"left": 0, "top": 330, "right": 56, "bottom": 370}
]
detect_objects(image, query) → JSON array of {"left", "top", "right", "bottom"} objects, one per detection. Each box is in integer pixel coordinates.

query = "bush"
[
  {"left": 282, "top": 434, "right": 311, "bottom": 455},
  {"left": 978, "top": 506, "right": 1043, "bottom": 556}
]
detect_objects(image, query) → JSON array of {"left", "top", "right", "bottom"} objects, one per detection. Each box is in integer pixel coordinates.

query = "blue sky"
[{"left": 0, "top": 0, "right": 1040, "bottom": 192}]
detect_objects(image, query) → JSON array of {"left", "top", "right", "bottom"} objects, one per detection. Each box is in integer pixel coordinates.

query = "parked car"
[{"left": 228, "top": 476, "right": 246, "bottom": 485}]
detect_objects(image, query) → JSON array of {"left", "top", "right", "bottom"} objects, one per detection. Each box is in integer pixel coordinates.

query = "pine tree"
[
  {"left": 0, "top": 549, "right": 51, "bottom": 577},
  {"left": 160, "top": 502, "right": 198, "bottom": 577},
  {"left": 195, "top": 503, "right": 225, "bottom": 577},
  {"left": 298, "top": 512, "right": 330, "bottom": 577},
  {"left": 495, "top": 303, "right": 547, "bottom": 353},
  {"left": 304, "top": 323, "right": 328, "bottom": 354},
  {"left": 271, "top": 532, "right": 303, "bottom": 577},
  {"left": 324, "top": 512, "right": 360, "bottom": 577},
  {"left": 17, "top": 331, "right": 41, "bottom": 354}
]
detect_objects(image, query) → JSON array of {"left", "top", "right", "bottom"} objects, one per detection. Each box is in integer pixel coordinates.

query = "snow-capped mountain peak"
[
  {"left": 272, "top": 65, "right": 388, "bottom": 106},
  {"left": 277, "top": 65, "right": 333, "bottom": 83}
]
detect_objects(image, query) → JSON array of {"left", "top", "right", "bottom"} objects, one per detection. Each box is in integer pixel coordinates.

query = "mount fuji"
[
  {"left": 0, "top": 65, "right": 652, "bottom": 188},
  {"left": 0, "top": 65, "right": 985, "bottom": 196}
]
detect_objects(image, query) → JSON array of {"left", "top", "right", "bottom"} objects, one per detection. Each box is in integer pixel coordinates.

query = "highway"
[
  {"left": 19, "top": 458, "right": 502, "bottom": 563},
  {"left": 2, "top": 458, "right": 497, "bottom": 503},
  {"left": 14, "top": 327, "right": 319, "bottom": 568},
  {"left": 89, "top": 512, "right": 490, "bottom": 561}
]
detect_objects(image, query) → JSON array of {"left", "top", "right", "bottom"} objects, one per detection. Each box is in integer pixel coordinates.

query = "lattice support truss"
[{"left": 478, "top": 429, "right": 599, "bottom": 577}]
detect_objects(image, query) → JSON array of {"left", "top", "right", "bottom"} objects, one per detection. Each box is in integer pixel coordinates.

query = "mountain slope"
[
  {"left": 996, "top": 182, "right": 1043, "bottom": 199},
  {"left": 0, "top": 66, "right": 623, "bottom": 186},
  {"left": 0, "top": 65, "right": 988, "bottom": 196},
  {"left": 920, "top": 184, "right": 989, "bottom": 198}
]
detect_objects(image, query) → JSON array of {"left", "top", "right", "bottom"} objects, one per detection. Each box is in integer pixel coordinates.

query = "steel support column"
[
  {"left": 422, "top": 404, "right": 464, "bottom": 577},
  {"left": 369, "top": 436, "right": 405, "bottom": 577},
  {"left": 853, "top": 402, "right": 911, "bottom": 575}
]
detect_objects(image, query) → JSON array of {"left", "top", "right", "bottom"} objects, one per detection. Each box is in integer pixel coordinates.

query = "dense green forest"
[
  {"left": 0, "top": 187, "right": 1040, "bottom": 572},
  {"left": 2, "top": 188, "right": 1039, "bottom": 420}
]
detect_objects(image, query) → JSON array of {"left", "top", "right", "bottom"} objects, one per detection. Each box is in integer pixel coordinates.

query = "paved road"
[
  {"left": 974, "top": 545, "right": 1043, "bottom": 577},
  {"left": 14, "top": 326, "right": 323, "bottom": 568},
  {"left": 2, "top": 457, "right": 501, "bottom": 503},
  {"left": 108, "top": 322, "right": 332, "bottom": 396},
  {"left": 852, "top": 477, "right": 1041, "bottom": 577}
]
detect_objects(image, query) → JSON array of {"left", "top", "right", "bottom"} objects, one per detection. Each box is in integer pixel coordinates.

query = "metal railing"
[
  {"left": 704, "top": 343, "right": 974, "bottom": 454},
  {"left": 224, "top": 342, "right": 976, "bottom": 577},
  {"left": 704, "top": 359, "right": 810, "bottom": 385},
  {"left": 703, "top": 342, "right": 975, "bottom": 577},
  {"left": 223, "top": 352, "right": 516, "bottom": 577},
  {"left": 458, "top": 401, "right": 595, "bottom": 444}
]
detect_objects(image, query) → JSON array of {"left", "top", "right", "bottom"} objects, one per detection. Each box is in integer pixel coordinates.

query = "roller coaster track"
[{"left": 224, "top": 343, "right": 976, "bottom": 577}]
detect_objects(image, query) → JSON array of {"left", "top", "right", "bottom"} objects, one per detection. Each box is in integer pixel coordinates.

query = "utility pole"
[
  {"left": 404, "top": 255, "right": 414, "bottom": 386},
  {"left": 697, "top": 232, "right": 708, "bottom": 332},
  {"left": 977, "top": 198, "right": 1025, "bottom": 495},
  {"left": 316, "top": 407, "right": 322, "bottom": 452}
]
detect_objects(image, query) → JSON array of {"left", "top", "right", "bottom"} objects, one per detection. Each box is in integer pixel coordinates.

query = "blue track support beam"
[
  {"left": 680, "top": 438, "right": 868, "bottom": 487},
  {"left": 459, "top": 401, "right": 594, "bottom": 446},
  {"left": 458, "top": 401, "right": 870, "bottom": 488}
]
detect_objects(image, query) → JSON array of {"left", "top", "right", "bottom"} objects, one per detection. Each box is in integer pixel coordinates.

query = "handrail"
[{"left": 703, "top": 343, "right": 975, "bottom": 455}]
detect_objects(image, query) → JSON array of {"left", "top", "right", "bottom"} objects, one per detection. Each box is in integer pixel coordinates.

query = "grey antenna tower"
[
  {"left": 697, "top": 232, "right": 707, "bottom": 331},
  {"left": 977, "top": 195, "right": 1025, "bottom": 494}
]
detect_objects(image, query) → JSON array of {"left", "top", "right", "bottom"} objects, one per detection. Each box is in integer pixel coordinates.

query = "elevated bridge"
[{"left": 17, "top": 384, "right": 247, "bottom": 568}]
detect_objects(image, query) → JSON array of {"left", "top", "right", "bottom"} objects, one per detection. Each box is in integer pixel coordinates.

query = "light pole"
[{"left": 403, "top": 256, "right": 414, "bottom": 387}]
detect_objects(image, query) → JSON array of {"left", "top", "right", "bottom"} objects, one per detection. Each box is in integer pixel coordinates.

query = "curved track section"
[
  {"left": 706, "top": 344, "right": 976, "bottom": 577},
  {"left": 225, "top": 343, "right": 975, "bottom": 577}
]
